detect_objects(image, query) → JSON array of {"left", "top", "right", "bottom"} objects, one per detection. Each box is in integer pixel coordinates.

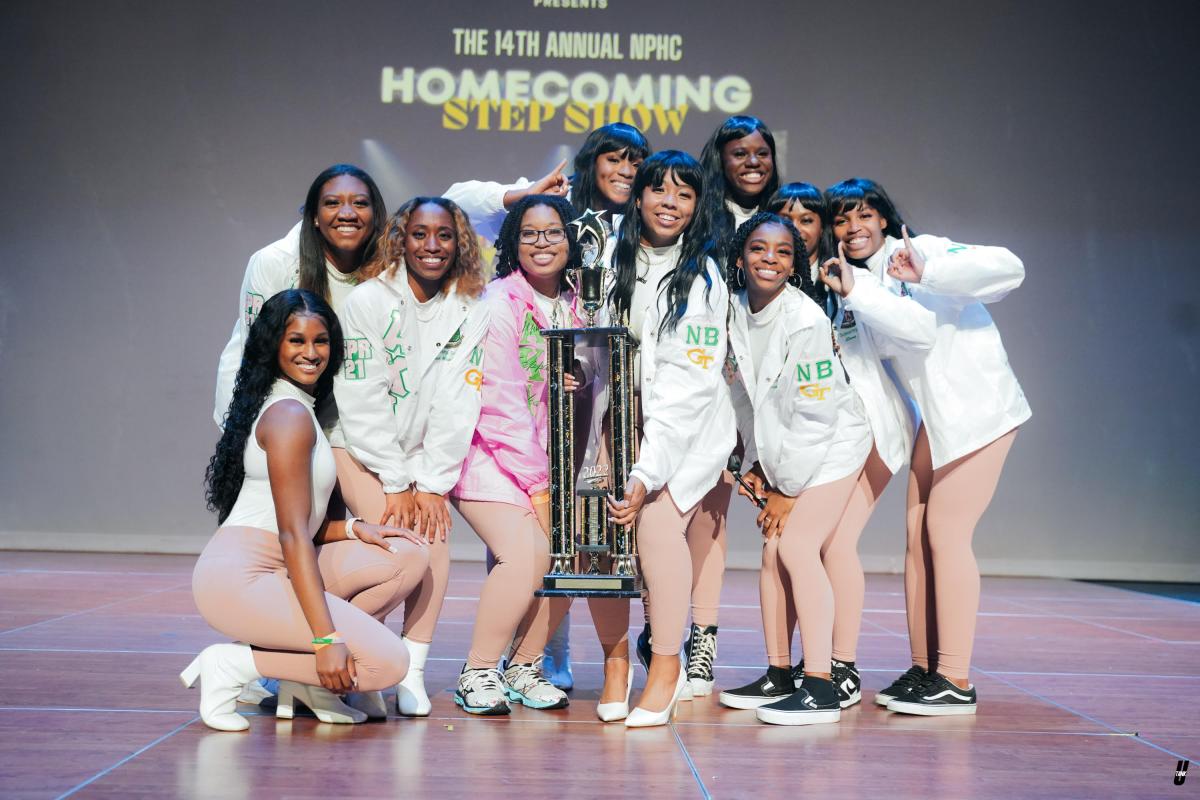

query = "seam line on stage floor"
[
  {"left": 0, "top": 581, "right": 193, "bottom": 637},
  {"left": 55, "top": 715, "right": 199, "bottom": 799},
  {"left": 671, "top": 723, "right": 713, "bottom": 799}
]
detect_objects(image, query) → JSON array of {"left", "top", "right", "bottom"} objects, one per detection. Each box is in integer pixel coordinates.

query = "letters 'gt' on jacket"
[
  {"left": 728, "top": 286, "right": 872, "bottom": 496},
  {"left": 846, "top": 234, "right": 1032, "bottom": 468},
  {"left": 452, "top": 271, "right": 595, "bottom": 510},
  {"left": 628, "top": 258, "right": 737, "bottom": 512},
  {"left": 333, "top": 267, "right": 488, "bottom": 496}
]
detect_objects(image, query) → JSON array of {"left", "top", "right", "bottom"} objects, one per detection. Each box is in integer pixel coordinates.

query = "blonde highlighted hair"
[{"left": 365, "top": 196, "right": 485, "bottom": 298}]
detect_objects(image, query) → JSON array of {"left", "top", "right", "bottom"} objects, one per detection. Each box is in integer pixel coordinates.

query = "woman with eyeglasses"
[{"left": 448, "top": 195, "right": 594, "bottom": 716}]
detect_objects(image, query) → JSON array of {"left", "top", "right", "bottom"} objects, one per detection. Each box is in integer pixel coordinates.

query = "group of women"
[{"left": 185, "top": 114, "right": 1030, "bottom": 733}]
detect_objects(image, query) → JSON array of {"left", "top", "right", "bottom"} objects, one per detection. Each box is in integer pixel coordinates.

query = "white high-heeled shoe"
[
  {"left": 276, "top": 681, "right": 368, "bottom": 724},
  {"left": 345, "top": 691, "right": 388, "bottom": 719},
  {"left": 180, "top": 643, "right": 262, "bottom": 732},
  {"left": 625, "top": 656, "right": 688, "bottom": 728},
  {"left": 596, "top": 660, "right": 635, "bottom": 722},
  {"left": 396, "top": 637, "right": 431, "bottom": 716}
]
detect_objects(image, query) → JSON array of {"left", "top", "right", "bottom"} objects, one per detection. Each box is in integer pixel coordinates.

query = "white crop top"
[{"left": 222, "top": 379, "right": 336, "bottom": 536}]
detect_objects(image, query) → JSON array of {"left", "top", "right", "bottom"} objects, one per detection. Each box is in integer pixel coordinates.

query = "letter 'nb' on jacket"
[
  {"left": 846, "top": 234, "right": 1032, "bottom": 469},
  {"left": 452, "top": 271, "right": 592, "bottom": 510},
  {"left": 333, "top": 267, "right": 488, "bottom": 496},
  {"left": 627, "top": 258, "right": 737, "bottom": 512},
  {"left": 729, "top": 286, "right": 872, "bottom": 497}
]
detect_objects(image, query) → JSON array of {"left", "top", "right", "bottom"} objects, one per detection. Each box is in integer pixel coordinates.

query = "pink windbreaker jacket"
[{"left": 451, "top": 271, "right": 585, "bottom": 509}]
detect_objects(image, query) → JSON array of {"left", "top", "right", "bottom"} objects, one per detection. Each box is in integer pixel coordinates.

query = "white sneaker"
[
  {"left": 455, "top": 667, "right": 511, "bottom": 716},
  {"left": 180, "top": 643, "right": 262, "bottom": 732},
  {"left": 503, "top": 659, "right": 569, "bottom": 710},
  {"left": 396, "top": 637, "right": 431, "bottom": 716}
]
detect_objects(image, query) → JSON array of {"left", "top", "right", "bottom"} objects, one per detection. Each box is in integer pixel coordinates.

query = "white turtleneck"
[
  {"left": 628, "top": 240, "right": 681, "bottom": 343},
  {"left": 746, "top": 290, "right": 785, "bottom": 379}
]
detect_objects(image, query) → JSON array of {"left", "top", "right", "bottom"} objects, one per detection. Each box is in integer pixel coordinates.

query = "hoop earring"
[{"left": 734, "top": 266, "right": 746, "bottom": 289}]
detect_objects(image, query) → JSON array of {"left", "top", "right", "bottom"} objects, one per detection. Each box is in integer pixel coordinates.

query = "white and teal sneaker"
[
  {"left": 503, "top": 659, "right": 569, "bottom": 710},
  {"left": 455, "top": 667, "right": 511, "bottom": 716}
]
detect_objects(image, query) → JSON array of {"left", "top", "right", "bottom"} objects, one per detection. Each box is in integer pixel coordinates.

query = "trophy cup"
[{"left": 536, "top": 209, "right": 642, "bottom": 598}]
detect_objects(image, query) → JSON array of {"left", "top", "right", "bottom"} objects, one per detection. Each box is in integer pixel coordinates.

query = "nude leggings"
[
  {"left": 453, "top": 499, "right": 571, "bottom": 669},
  {"left": 333, "top": 447, "right": 450, "bottom": 645},
  {"left": 759, "top": 446, "right": 892, "bottom": 666},
  {"left": 904, "top": 426, "right": 1017, "bottom": 681},
  {"left": 192, "top": 526, "right": 429, "bottom": 691},
  {"left": 765, "top": 470, "right": 861, "bottom": 676},
  {"left": 635, "top": 488, "right": 701, "bottom": 656}
]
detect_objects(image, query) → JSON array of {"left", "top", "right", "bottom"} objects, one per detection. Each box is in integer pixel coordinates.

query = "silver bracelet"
[{"left": 345, "top": 516, "right": 361, "bottom": 540}]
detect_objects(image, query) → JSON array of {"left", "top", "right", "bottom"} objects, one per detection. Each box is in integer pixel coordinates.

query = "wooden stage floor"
[{"left": 0, "top": 551, "right": 1196, "bottom": 799}]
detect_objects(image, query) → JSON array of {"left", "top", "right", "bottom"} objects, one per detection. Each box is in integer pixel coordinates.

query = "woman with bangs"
[
  {"left": 734, "top": 180, "right": 920, "bottom": 710},
  {"left": 444, "top": 122, "right": 651, "bottom": 244},
  {"left": 604, "top": 150, "right": 737, "bottom": 727},
  {"left": 820, "top": 177, "right": 1030, "bottom": 716},
  {"left": 333, "top": 196, "right": 489, "bottom": 717},
  {"left": 768, "top": 182, "right": 835, "bottom": 317},
  {"left": 699, "top": 115, "right": 781, "bottom": 256}
]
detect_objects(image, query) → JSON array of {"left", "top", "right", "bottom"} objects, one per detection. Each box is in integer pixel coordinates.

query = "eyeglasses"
[{"left": 519, "top": 227, "right": 567, "bottom": 245}]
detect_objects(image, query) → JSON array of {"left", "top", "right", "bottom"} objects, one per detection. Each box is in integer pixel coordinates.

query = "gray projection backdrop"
[{"left": 2, "top": 1, "right": 1197, "bottom": 580}]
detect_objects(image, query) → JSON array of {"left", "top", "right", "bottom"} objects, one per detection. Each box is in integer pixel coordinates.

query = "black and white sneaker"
[
  {"left": 756, "top": 675, "right": 841, "bottom": 726},
  {"left": 685, "top": 624, "right": 718, "bottom": 697},
  {"left": 831, "top": 659, "right": 861, "bottom": 708},
  {"left": 718, "top": 666, "right": 794, "bottom": 710},
  {"left": 886, "top": 673, "right": 977, "bottom": 716},
  {"left": 875, "top": 664, "right": 929, "bottom": 706}
]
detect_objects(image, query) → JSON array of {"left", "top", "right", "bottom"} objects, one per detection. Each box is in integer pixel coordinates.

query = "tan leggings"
[
  {"left": 763, "top": 470, "right": 862, "bottom": 676},
  {"left": 760, "top": 447, "right": 892, "bottom": 666},
  {"left": 454, "top": 499, "right": 571, "bottom": 668},
  {"left": 635, "top": 488, "right": 702, "bottom": 656},
  {"left": 333, "top": 448, "right": 450, "bottom": 645},
  {"left": 192, "top": 526, "right": 428, "bottom": 691},
  {"left": 904, "top": 427, "right": 1017, "bottom": 680}
]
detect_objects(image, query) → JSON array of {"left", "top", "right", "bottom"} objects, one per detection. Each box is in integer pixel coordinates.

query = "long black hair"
[
  {"left": 494, "top": 194, "right": 583, "bottom": 292},
  {"left": 768, "top": 182, "right": 832, "bottom": 310},
  {"left": 206, "top": 289, "right": 344, "bottom": 523},
  {"left": 699, "top": 115, "right": 780, "bottom": 255},
  {"left": 298, "top": 164, "right": 387, "bottom": 302},
  {"left": 570, "top": 123, "right": 651, "bottom": 216},
  {"left": 824, "top": 177, "right": 915, "bottom": 251},
  {"left": 609, "top": 150, "right": 718, "bottom": 334},
  {"left": 728, "top": 211, "right": 818, "bottom": 305}
]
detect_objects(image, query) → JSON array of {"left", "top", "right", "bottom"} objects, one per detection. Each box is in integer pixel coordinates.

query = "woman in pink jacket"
[{"left": 450, "top": 194, "right": 586, "bottom": 715}]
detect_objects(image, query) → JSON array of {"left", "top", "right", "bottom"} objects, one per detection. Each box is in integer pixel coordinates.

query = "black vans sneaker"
[
  {"left": 790, "top": 660, "right": 804, "bottom": 689},
  {"left": 875, "top": 664, "right": 929, "bottom": 706},
  {"left": 886, "top": 673, "right": 977, "bottom": 716},
  {"left": 718, "top": 666, "right": 794, "bottom": 710},
  {"left": 831, "top": 659, "right": 861, "bottom": 708},
  {"left": 756, "top": 675, "right": 841, "bottom": 726}
]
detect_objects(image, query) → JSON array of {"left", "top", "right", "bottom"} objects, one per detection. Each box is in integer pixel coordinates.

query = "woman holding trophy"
[{"left": 605, "top": 151, "right": 737, "bottom": 727}]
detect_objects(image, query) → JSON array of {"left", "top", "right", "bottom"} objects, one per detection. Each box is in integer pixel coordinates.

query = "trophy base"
[{"left": 536, "top": 573, "right": 642, "bottom": 598}]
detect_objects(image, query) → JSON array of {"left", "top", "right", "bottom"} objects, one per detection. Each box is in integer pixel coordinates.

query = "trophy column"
[{"left": 545, "top": 330, "right": 575, "bottom": 577}]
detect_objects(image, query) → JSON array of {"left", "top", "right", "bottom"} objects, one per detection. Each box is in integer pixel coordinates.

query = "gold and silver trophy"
[{"left": 536, "top": 209, "right": 642, "bottom": 598}]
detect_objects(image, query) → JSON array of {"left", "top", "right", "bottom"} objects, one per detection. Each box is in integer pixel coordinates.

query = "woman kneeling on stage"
[{"left": 184, "top": 289, "right": 429, "bottom": 731}]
